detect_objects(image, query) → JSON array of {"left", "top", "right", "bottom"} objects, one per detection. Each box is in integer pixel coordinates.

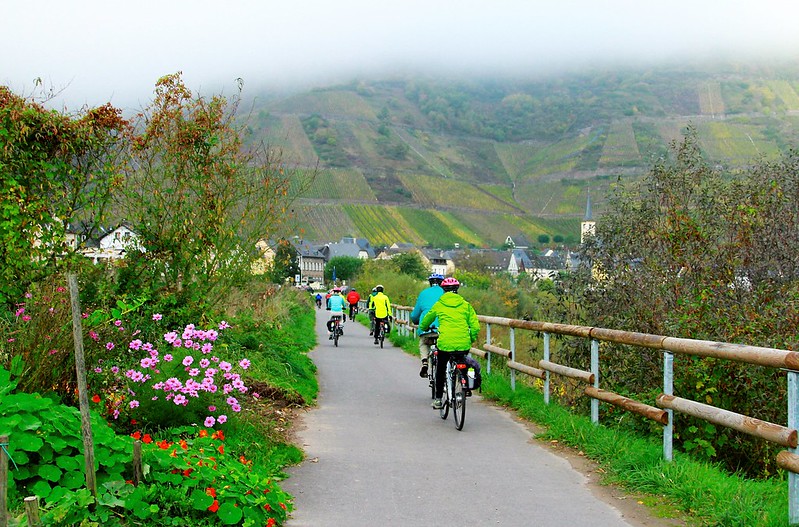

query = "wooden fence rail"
[{"left": 389, "top": 303, "right": 799, "bottom": 525}]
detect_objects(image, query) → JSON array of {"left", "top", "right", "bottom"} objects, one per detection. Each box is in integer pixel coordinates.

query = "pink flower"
[
  {"left": 182, "top": 356, "right": 194, "bottom": 367},
  {"left": 218, "top": 321, "right": 230, "bottom": 330},
  {"left": 89, "top": 331, "right": 99, "bottom": 341},
  {"left": 199, "top": 358, "right": 210, "bottom": 368},
  {"left": 14, "top": 307, "right": 24, "bottom": 317},
  {"left": 217, "top": 415, "right": 227, "bottom": 424},
  {"left": 208, "top": 405, "right": 216, "bottom": 412},
  {"left": 152, "top": 313, "right": 162, "bottom": 321},
  {"left": 201, "top": 343, "right": 213, "bottom": 354},
  {"left": 173, "top": 394, "right": 187, "bottom": 406},
  {"left": 189, "top": 368, "right": 200, "bottom": 377},
  {"left": 22, "top": 315, "right": 31, "bottom": 322},
  {"left": 129, "top": 400, "right": 140, "bottom": 409},
  {"left": 163, "top": 354, "right": 173, "bottom": 362},
  {"left": 106, "top": 342, "right": 115, "bottom": 350},
  {"left": 24, "top": 292, "right": 32, "bottom": 299},
  {"left": 94, "top": 367, "right": 102, "bottom": 373},
  {"left": 219, "top": 361, "right": 232, "bottom": 372},
  {"left": 204, "top": 416, "right": 216, "bottom": 427},
  {"left": 231, "top": 404, "right": 241, "bottom": 413},
  {"left": 114, "top": 320, "right": 122, "bottom": 327},
  {"left": 130, "top": 339, "right": 143, "bottom": 350},
  {"left": 82, "top": 312, "right": 89, "bottom": 318},
  {"left": 111, "top": 366, "right": 119, "bottom": 374},
  {"left": 239, "top": 359, "right": 251, "bottom": 370}
]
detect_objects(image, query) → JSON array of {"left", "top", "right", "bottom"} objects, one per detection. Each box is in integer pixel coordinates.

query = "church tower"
[{"left": 580, "top": 189, "right": 596, "bottom": 244}]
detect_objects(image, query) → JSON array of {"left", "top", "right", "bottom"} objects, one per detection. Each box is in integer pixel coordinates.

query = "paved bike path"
[{"left": 283, "top": 311, "right": 645, "bottom": 526}]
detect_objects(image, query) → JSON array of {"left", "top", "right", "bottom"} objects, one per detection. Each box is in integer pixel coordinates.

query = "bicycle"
[
  {"left": 432, "top": 349, "right": 469, "bottom": 430},
  {"left": 349, "top": 303, "right": 358, "bottom": 320},
  {"left": 373, "top": 318, "right": 389, "bottom": 348},
  {"left": 330, "top": 316, "right": 344, "bottom": 347}
]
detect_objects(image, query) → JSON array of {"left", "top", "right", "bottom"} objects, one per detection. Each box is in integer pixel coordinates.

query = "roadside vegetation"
[{"left": 0, "top": 76, "right": 317, "bottom": 526}]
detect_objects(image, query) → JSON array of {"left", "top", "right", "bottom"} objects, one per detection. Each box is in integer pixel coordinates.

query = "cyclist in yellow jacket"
[{"left": 369, "top": 285, "right": 391, "bottom": 345}]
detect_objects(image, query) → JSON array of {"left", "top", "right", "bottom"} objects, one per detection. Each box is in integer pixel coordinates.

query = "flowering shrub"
[
  {"left": 0, "top": 281, "right": 78, "bottom": 396},
  {"left": 90, "top": 317, "right": 251, "bottom": 431}
]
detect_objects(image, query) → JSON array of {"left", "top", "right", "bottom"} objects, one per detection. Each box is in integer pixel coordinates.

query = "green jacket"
[{"left": 419, "top": 292, "right": 479, "bottom": 351}]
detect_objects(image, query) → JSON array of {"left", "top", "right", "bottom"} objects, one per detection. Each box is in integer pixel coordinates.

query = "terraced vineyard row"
[
  {"left": 396, "top": 207, "right": 482, "bottom": 248},
  {"left": 300, "top": 168, "right": 378, "bottom": 201},
  {"left": 342, "top": 204, "right": 424, "bottom": 246},
  {"left": 520, "top": 133, "right": 597, "bottom": 179},
  {"left": 599, "top": 120, "right": 641, "bottom": 167},
  {"left": 768, "top": 80, "right": 799, "bottom": 111},
  {"left": 398, "top": 173, "right": 518, "bottom": 212},
  {"left": 697, "top": 121, "right": 779, "bottom": 163},
  {"left": 295, "top": 203, "right": 358, "bottom": 242},
  {"left": 698, "top": 82, "right": 725, "bottom": 116}
]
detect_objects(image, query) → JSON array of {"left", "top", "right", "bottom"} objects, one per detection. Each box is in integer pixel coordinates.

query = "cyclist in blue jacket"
[
  {"left": 326, "top": 288, "right": 346, "bottom": 339},
  {"left": 410, "top": 273, "right": 445, "bottom": 377}
]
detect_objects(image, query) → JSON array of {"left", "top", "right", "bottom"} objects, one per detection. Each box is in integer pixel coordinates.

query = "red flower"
[
  {"left": 217, "top": 445, "right": 224, "bottom": 455},
  {"left": 198, "top": 429, "right": 209, "bottom": 438},
  {"left": 267, "top": 518, "right": 276, "bottom": 527},
  {"left": 264, "top": 504, "right": 272, "bottom": 511},
  {"left": 142, "top": 434, "right": 153, "bottom": 444},
  {"left": 279, "top": 503, "right": 287, "bottom": 511},
  {"left": 179, "top": 439, "right": 188, "bottom": 450},
  {"left": 131, "top": 431, "right": 142, "bottom": 440},
  {"left": 157, "top": 439, "right": 170, "bottom": 449},
  {"left": 91, "top": 394, "right": 101, "bottom": 403},
  {"left": 206, "top": 487, "right": 217, "bottom": 498},
  {"left": 208, "top": 499, "right": 219, "bottom": 513}
]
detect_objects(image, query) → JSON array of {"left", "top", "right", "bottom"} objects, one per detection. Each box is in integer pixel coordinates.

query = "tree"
[
  {"left": 392, "top": 252, "right": 428, "bottom": 280},
  {"left": 537, "top": 234, "right": 550, "bottom": 244},
  {"left": 569, "top": 130, "right": 799, "bottom": 476},
  {"left": 267, "top": 239, "right": 300, "bottom": 284},
  {"left": 116, "top": 73, "right": 311, "bottom": 308},
  {"left": 0, "top": 86, "right": 128, "bottom": 305},
  {"left": 324, "top": 256, "right": 363, "bottom": 283}
]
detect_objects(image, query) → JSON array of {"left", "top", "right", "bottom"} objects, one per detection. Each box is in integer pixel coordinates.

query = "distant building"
[
  {"left": 581, "top": 189, "right": 596, "bottom": 244},
  {"left": 81, "top": 224, "right": 143, "bottom": 263}
]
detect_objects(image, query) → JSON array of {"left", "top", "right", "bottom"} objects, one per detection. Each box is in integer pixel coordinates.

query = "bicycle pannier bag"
[{"left": 464, "top": 355, "right": 482, "bottom": 391}]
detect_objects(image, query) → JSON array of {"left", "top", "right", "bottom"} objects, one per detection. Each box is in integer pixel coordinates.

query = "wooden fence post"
[
  {"left": 23, "top": 496, "right": 41, "bottom": 527},
  {"left": 67, "top": 274, "right": 97, "bottom": 497},
  {"left": 0, "top": 434, "right": 8, "bottom": 527}
]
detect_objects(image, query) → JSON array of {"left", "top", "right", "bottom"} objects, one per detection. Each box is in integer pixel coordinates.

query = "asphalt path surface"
[{"left": 283, "top": 310, "right": 648, "bottom": 527}]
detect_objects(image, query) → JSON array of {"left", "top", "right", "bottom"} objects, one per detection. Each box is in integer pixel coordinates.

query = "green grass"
[{"left": 480, "top": 373, "right": 789, "bottom": 527}]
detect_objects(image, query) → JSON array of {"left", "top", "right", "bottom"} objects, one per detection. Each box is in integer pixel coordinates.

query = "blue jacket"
[
  {"left": 410, "top": 285, "right": 444, "bottom": 336},
  {"left": 327, "top": 294, "right": 346, "bottom": 314}
]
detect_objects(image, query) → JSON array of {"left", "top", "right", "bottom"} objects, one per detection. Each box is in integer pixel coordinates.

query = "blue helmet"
[{"left": 428, "top": 273, "right": 445, "bottom": 284}]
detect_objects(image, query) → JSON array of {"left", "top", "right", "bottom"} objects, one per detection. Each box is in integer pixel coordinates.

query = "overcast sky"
[{"left": 4, "top": 0, "right": 799, "bottom": 112}]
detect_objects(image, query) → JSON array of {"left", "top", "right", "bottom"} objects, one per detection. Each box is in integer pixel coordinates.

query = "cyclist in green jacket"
[
  {"left": 370, "top": 285, "right": 392, "bottom": 345},
  {"left": 419, "top": 277, "right": 479, "bottom": 409}
]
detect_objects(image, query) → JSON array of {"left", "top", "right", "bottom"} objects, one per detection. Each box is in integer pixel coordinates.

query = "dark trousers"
[{"left": 435, "top": 351, "right": 467, "bottom": 399}]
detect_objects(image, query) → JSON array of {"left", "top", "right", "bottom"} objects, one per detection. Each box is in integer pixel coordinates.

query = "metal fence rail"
[{"left": 389, "top": 303, "right": 799, "bottom": 525}]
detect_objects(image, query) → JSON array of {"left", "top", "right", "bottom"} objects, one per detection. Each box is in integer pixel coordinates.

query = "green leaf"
[
  {"left": 29, "top": 479, "right": 52, "bottom": 499},
  {"left": 191, "top": 489, "right": 214, "bottom": 510},
  {"left": 55, "top": 454, "right": 81, "bottom": 471},
  {"left": 60, "top": 470, "right": 85, "bottom": 489},
  {"left": 218, "top": 502, "right": 243, "bottom": 524},
  {"left": 38, "top": 464, "right": 63, "bottom": 482}
]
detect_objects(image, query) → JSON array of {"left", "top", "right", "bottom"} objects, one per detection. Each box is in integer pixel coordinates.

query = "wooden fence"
[{"left": 388, "top": 304, "right": 799, "bottom": 525}]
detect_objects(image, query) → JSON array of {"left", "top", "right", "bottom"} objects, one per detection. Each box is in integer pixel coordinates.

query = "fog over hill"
[{"left": 6, "top": 1, "right": 799, "bottom": 247}]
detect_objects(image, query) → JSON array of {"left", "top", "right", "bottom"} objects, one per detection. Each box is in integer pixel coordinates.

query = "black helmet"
[{"left": 375, "top": 284, "right": 384, "bottom": 292}]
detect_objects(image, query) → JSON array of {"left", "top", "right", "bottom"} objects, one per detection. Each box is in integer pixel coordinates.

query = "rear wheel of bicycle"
[
  {"left": 333, "top": 324, "right": 339, "bottom": 347},
  {"left": 379, "top": 328, "right": 384, "bottom": 348},
  {"left": 453, "top": 369, "right": 466, "bottom": 430},
  {"left": 439, "top": 366, "right": 450, "bottom": 420}
]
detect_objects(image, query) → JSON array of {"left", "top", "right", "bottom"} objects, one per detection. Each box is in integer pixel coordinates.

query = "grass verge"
[{"left": 480, "top": 372, "right": 789, "bottom": 527}]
